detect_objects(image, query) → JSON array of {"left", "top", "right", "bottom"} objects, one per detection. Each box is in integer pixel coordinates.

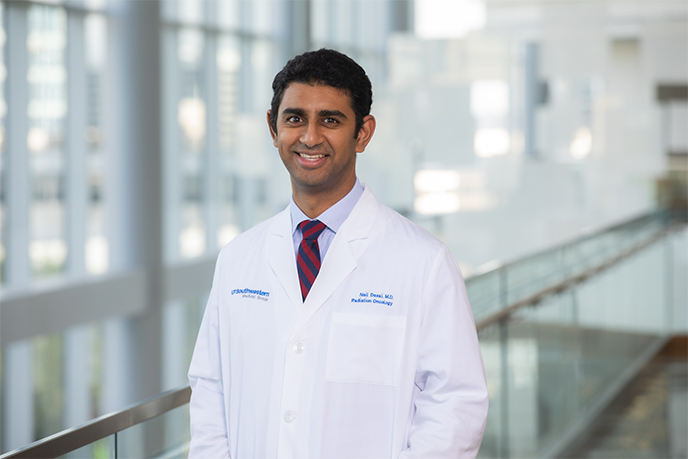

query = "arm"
[
  {"left": 401, "top": 247, "right": 489, "bottom": 458},
  {"left": 188, "top": 255, "right": 231, "bottom": 459}
]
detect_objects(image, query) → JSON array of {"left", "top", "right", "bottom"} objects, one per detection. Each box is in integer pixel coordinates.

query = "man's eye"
[
  {"left": 286, "top": 116, "right": 302, "bottom": 123},
  {"left": 323, "top": 117, "right": 339, "bottom": 124}
]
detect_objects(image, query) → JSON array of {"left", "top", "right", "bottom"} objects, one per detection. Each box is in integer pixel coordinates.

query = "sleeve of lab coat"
[
  {"left": 188, "top": 254, "right": 231, "bottom": 459},
  {"left": 401, "top": 246, "right": 489, "bottom": 459}
]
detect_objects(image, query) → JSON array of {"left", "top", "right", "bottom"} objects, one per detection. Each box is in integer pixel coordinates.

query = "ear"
[
  {"left": 355, "top": 115, "right": 376, "bottom": 153},
  {"left": 267, "top": 110, "right": 278, "bottom": 147}
]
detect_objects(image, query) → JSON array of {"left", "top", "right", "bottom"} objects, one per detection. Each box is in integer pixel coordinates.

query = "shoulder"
[{"left": 366, "top": 203, "right": 464, "bottom": 292}]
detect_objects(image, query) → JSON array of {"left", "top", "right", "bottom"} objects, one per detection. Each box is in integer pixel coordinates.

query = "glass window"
[
  {"left": 178, "top": 0, "right": 204, "bottom": 25},
  {"left": 27, "top": 4, "right": 68, "bottom": 278},
  {"left": 177, "top": 27, "right": 208, "bottom": 259},
  {"left": 163, "top": 5, "right": 283, "bottom": 258},
  {"left": 217, "top": 0, "right": 240, "bottom": 30},
  {"left": 310, "top": 0, "right": 331, "bottom": 47},
  {"left": 84, "top": 13, "right": 108, "bottom": 275},
  {"left": 251, "top": 0, "right": 274, "bottom": 36},
  {"left": 217, "top": 35, "right": 241, "bottom": 248},
  {"left": 250, "top": 38, "right": 274, "bottom": 114}
]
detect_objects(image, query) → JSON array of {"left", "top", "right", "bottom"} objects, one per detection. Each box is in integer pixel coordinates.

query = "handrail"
[
  {"left": 474, "top": 222, "right": 685, "bottom": 330},
  {"left": 0, "top": 386, "right": 191, "bottom": 459},
  {"left": 465, "top": 210, "right": 669, "bottom": 280}
]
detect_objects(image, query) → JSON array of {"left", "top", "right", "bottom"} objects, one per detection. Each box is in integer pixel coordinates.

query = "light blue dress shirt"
[{"left": 290, "top": 178, "right": 364, "bottom": 261}]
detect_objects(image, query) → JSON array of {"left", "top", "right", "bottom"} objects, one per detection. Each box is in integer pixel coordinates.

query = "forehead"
[{"left": 279, "top": 82, "right": 354, "bottom": 113}]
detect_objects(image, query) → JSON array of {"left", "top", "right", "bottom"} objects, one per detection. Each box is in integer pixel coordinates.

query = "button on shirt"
[{"left": 290, "top": 178, "right": 364, "bottom": 261}]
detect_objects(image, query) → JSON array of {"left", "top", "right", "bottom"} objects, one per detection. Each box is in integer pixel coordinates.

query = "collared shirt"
[{"left": 290, "top": 178, "right": 364, "bottom": 261}]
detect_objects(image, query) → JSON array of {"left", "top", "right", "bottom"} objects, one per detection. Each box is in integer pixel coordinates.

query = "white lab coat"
[{"left": 188, "top": 186, "right": 488, "bottom": 459}]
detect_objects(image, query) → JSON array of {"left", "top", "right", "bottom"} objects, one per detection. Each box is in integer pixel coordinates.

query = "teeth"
[{"left": 299, "top": 153, "right": 325, "bottom": 161}]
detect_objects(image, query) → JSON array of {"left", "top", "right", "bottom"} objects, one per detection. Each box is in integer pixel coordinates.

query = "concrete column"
[
  {"left": 4, "top": 0, "right": 30, "bottom": 287},
  {"left": 3, "top": 3, "right": 33, "bottom": 452},
  {"left": 103, "top": 0, "right": 164, "bottom": 407},
  {"left": 287, "top": 0, "right": 311, "bottom": 56}
]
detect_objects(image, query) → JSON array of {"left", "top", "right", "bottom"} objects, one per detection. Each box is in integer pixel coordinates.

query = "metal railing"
[
  {"left": 0, "top": 387, "right": 191, "bottom": 459},
  {"left": 1, "top": 210, "right": 684, "bottom": 459},
  {"left": 471, "top": 219, "right": 683, "bottom": 330}
]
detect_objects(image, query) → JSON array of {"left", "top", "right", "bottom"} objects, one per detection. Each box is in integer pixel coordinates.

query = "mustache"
[{"left": 295, "top": 143, "right": 330, "bottom": 153}]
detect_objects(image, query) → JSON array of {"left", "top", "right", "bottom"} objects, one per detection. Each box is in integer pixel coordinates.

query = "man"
[{"left": 188, "top": 49, "right": 488, "bottom": 458}]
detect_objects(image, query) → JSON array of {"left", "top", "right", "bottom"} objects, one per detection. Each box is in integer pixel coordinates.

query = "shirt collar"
[{"left": 290, "top": 178, "right": 365, "bottom": 236}]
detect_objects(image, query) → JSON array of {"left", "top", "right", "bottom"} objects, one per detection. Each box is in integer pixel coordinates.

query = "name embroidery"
[
  {"left": 231, "top": 288, "right": 270, "bottom": 302},
  {"left": 351, "top": 291, "right": 394, "bottom": 307}
]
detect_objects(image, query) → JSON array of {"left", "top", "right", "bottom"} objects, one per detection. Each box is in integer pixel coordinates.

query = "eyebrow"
[
  {"left": 281, "top": 108, "right": 306, "bottom": 118},
  {"left": 280, "top": 108, "right": 348, "bottom": 119},
  {"left": 319, "top": 110, "right": 347, "bottom": 119}
]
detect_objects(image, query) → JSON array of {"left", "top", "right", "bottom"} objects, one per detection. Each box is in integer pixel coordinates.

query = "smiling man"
[
  {"left": 270, "top": 81, "right": 374, "bottom": 217},
  {"left": 188, "top": 49, "right": 488, "bottom": 459}
]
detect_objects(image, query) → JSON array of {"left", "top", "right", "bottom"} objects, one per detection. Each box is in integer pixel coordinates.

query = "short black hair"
[{"left": 270, "top": 48, "right": 373, "bottom": 136}]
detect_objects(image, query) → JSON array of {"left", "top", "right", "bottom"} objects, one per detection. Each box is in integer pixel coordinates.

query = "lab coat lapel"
[
  {"left": 290, "top": 187, "right": 380, "bottom": 338},
  {"left": 266, "top": 208, "right": 302, "bottom": 313}
]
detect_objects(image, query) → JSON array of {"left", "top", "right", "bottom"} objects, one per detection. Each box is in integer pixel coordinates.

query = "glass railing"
[
  {"left": 465, "top": 211, "right": 675, "bottom": 325},
  {"left": 1, "top": 211, "right": 684, "bottom": 459},
  {"left": 475, "top": 238, "right": 674, "bottom": 458},
  {"left": 470, "top": 210, "right": 684, "bottom": 458}
]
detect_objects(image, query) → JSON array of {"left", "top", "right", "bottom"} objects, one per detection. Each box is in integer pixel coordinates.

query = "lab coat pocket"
[{"left": 325, "top": 313, "right": 406, "bottom": 386}]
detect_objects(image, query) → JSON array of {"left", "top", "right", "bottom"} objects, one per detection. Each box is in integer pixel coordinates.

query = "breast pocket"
[{"left": 325, "top": 313, "right": 407, "bottom": 386}]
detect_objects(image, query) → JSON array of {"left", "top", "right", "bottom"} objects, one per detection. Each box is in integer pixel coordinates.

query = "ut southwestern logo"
[
  {"left": 351, "top": 291, "right": 394, "bottom": 307},
  {"left": 231, "top": 288, "right": 270, "bottom": 302}
]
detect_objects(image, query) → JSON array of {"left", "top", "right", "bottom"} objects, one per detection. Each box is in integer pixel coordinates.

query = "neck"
[{"left": 292, "top": 178, "right": 356, "bottom": 218}]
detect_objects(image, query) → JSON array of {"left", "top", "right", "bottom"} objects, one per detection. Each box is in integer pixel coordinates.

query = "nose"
[{"left": 300, "top": 121, "right": 323, "bottom": 148}]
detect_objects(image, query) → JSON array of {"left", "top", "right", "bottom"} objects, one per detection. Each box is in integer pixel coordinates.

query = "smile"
[{"left": 298, "top": 153, "right": 327, "bottom": 161}]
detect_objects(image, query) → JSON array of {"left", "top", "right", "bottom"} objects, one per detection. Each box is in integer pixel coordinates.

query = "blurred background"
[{"left": 0, "top": 0, "right": 686, "bottom": 457}]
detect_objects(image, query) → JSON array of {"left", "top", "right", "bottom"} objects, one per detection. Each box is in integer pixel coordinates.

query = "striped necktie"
[{"left": 297, "top": 220, "right": 327, "bottom": 300}]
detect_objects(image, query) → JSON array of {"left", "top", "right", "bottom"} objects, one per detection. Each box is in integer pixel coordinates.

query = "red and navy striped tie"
[{"left": 297, "top": 220, "right": 327, "bottom": 300}]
